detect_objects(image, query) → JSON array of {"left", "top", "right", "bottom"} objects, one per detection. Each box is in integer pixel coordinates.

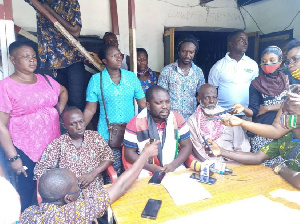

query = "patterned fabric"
[
  {"left": 103, "top": 147, "right": 124, "bottom": 184},
  {"left": 34, "top": 131, "right": 114, "bottom": 197},
  {"left": 86, "top": 68, "right": 145, "bottom": 140},
  {"left": 25, "top": 0, "right": 84, "bottom": 69},
  {"left": 188, "top": 106, "right": 251, "bottom": 162},
  {"left": 251, "top": 135, "right": 283, "bottom": 167},
  {"left": 261, "top": 132, "right": 300, "bottom": 171},
  {"left": 20, "top": 190, "right": 110, "bottom": 223},
  {"left": 140, "top": 70, "right": 158, "bottom": 93},
  {"left": 124, "top": 109, "right": 190, "bottom": 151},
  {"left": 195, "top": 106, "right": 225, "bottom": 140},
  {"left": 158, "top": 61, "right": 205, "bottom": 120},
  {"left": 0, "top": 74, "right": 60, "bottom": 162}
]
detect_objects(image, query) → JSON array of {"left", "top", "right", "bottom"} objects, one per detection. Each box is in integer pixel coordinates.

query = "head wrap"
[
  {"left": 261, "top": 46, "right": 282, "bottom": 60},
  {"left": 176, "top": 34, "right": 199, "bottom": 54},
  {"left": 252, "top": 46, "right": 286, "bottom": 96}
]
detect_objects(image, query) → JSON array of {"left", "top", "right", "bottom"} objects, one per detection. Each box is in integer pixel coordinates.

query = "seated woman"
[
  {"left": 0, "top": 41, "right": 68, "bottom": 211},
  {"left": 232, "top": 46, "right": 288, "bottom": 167},
  {"left": 137, "top": 48, "right": 160, "bottom": 93}
]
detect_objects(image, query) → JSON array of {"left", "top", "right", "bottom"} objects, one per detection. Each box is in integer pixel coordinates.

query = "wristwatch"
[{"left": 273, "top": 163, "right": 286, "bottom": 175}]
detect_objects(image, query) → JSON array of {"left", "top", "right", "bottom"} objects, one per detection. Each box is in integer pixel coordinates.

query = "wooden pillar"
[
  {"left": 0, "top": 0, "right": 15, "bottom": 80},
  {"left": 128, "top": 0, "right": 136, "bottom": 73},
  {"left": 110, "top": 0, "right": 119, "bottom": 35}
]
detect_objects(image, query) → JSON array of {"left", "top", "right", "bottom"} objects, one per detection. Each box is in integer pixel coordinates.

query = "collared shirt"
[
  {"left": 34, "top": 131, "right": 114, "bottom": 197},
  {"left": 20, "top": 190, "right": 110, "bottom": 223},
  {"left": 158, "top": 61, "right": 205, "bottom": 120},
  {"left": 261, "top": 132, "right": 300, "bottom": 171},
  {"left": 208, "top": 53, "right": 259, "bottom": 109},
  {"left": 25, "top": 0, "right": 84, "bottom": 69},
  {"left": 86, "top": 68, "right": 145, "bottom": 140}
]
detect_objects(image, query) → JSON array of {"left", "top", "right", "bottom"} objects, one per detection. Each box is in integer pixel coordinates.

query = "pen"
[{"left": 202, "top": 136, "right": 214, "bottom": 156}]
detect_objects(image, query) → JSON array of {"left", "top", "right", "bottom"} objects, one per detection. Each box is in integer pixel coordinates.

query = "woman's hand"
[
  {"left": 205, "top": 139, "right": 221, "bottom": 157},
  {"left": 221, "top": 114, "right": 243, "bottom": 127},
  {"left": 257, "top": 105, "right": 268, "bottom": 117},
  {"left": 231, "top": 104, "right": 245, "bottom": 114},
  {"left": 10, "top": 158, "right": 28, "bottom": 177}
]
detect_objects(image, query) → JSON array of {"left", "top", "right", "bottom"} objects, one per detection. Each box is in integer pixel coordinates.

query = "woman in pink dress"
[{"left": 0, "top": 41, "right": 68, "bottom": 211}]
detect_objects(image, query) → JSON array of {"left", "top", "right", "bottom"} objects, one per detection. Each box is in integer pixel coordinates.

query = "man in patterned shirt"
[
  {"left": 20, "top": 140, "right": 159, "bottom": 223},
  {"left": 25, "top": 0, "right": 86, "bottom": 111},
  {"left": 158, "top": 34, "right": 205, "bottom": 121},
  {"left": 34, "top": 106, "right": 114, "bottom": 197}
]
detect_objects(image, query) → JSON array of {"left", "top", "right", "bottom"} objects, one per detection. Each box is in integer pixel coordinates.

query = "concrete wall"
[
  {"left": 242, "top": 0, "right": 300, "bottom": 38},
  {"left": 12, "top": 0, "right": 298, "bottom": 72},
  {"left": 12, "top": 0, "right": 244, "bottom": 72}
]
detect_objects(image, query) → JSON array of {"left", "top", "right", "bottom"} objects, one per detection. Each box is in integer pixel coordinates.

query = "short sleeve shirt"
[
  {"left": 158, "top": 61, "right": 205, "bottom": 120},
  {"left": 86, "top": 68, "right": 145, "bottom": 140},
  {"left": 261, "top": 132, "right": 300, "bottom": 172},
  {"left": 20, "top": 190, "right": 110, "bottom": 223},
  {"left": 208, "top": 53, "right": 259, "bottom": 109},
  {"left": 25, "top": 0, "right": 84, "bottom": 69}
]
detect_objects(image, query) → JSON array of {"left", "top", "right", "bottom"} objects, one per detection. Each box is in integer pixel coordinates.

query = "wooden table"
[{"left": 111, "top": 163, "right": 300, "bottom": 223}]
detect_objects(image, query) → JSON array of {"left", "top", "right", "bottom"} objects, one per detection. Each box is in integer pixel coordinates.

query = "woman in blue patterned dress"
[
  {"left": 137, "top": 48, "right": 160, "bottom": 93},
  {"left": 84, "top": 44, "right": 146, "bottom": 181}
]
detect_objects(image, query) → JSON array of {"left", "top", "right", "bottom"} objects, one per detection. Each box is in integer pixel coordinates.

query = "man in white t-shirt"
[{"left": 208, "top": 31, "right": 259, "bottom": 112}]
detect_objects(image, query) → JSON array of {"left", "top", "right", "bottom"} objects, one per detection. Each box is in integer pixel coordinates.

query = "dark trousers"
[
  {"left": 55, "top": 62, "right": 86, "bottom": 111},
  {"left": 16, "top": 148, "right": 37, "bottom": 212}
]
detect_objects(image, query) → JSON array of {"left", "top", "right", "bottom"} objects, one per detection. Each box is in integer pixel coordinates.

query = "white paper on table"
[
  {"left": 161, "top": 173, "right": 212, "bottom": 205},
  {"left": 270, "top": 189, "right": 300, "bottom": 205},
  {"left": 164, "top": 195, "right": 300, "bottom": 224}
]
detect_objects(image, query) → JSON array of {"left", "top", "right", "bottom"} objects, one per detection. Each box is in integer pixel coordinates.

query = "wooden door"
[{"left": 163, "top": 28, "right": 175, "bottom": 66}]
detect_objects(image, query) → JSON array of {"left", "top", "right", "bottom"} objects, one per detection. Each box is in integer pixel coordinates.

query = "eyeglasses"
[{"left": 284, "top": 55, "right": 300, "bottom": 67}]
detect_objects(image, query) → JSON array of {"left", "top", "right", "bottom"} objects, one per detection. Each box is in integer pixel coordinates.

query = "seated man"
[
  {"left": 188, "top": 84, "right": 250, "bottom": 162},
  {"left": 123, "top": 85, "right": 192, "bottom": 177},
  {"left": 34, "top": 106, "right": 114, "bottom": 197},
  {"left": 20, "top": 141, "right": 158, "bottom": 223}
]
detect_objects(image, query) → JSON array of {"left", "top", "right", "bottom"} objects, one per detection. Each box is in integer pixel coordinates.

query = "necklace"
[
  {"left": 15, "top": 74, "right": 35, "bottom": 82},
  {"left": 137, "top": 67, "right": 151, "bottom": 76}
]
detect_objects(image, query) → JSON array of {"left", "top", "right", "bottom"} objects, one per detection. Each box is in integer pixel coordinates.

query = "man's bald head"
[
  {"left": 197, "top": 84, "right": 218, "bottom": 115},
  {"left": 198, "top": 84, "right": 217, "bottom": 98},
  {"left": 39, "top": 168, "right": 76, "bottom": 203}
]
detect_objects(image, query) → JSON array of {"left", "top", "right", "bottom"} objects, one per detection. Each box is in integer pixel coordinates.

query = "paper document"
[
  {"left": 161, "top": 173, "right": 212, "bottom": 205},
  {"left": 270, "top": 189, "right": 300, "bottom": 205}
]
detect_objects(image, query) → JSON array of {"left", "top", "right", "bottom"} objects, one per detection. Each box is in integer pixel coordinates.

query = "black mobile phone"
[
  {"left": 148, "top": 171, "right": 166, "bottom": 185},
  {"left": 190, "top": 173, "right": 217, "bottom": 185},
  {"left": 141, "top": 199, "right": 162, "bottom": 220}
]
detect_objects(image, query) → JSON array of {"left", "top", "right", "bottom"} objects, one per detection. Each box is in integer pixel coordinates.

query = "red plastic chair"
[{"left": 37, "top": 165, "right": 117, "bottom": 206}]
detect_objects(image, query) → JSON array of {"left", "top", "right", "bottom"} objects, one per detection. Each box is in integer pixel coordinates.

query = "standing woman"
[
  {"left": 103, "top": 32, "right": 130, "bottom": 70},
  {"left": 84, "top": 44, "right": 145, "bottom": 180},
  {"left": 0, "top": 41, "right": 68, "bottom": 211},
  {"left": 137, "top": 48, "right": 160, "bottom": 93},
  {"left": 232, "top": 46, "right": 288, "bottom": 167}
]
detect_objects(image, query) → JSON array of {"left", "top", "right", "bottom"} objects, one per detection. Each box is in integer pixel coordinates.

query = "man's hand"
[
  {"left": 283, "top": 92, "right": 300, "bottom": 115},
  {"left": 161, "top": 163, "right": 176, "bottom": 173},
  {"left": 142, "top": 140, "right": 160, "bottom": 159},
  {"left": 231, "top": 104, "right": 245, "bottom": 114},
  {"left": 150, "top": 164, "right": 164, "bottom": 173},
  {"left": 78, "top": 172, "right": 96, "bottom": 188},
  {"left": 257, "top": 105, "right": 268, "bottom": 117},
  {"left": 10, "top": 159, "right": 28, "bottom": 177},
  {"left": 221, "top": 114, "right": 243, "bottom": 127},
  {"left": 205, "top": 139, "right": 221, "bottom": 157}
]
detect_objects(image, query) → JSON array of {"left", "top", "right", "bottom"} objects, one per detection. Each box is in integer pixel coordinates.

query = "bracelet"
[
  {"left": 273, "top": 163, "right": 286, "bottom": 175},
  {"left": 8, "top": 154, "right": 21, "bottom": 163}
]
